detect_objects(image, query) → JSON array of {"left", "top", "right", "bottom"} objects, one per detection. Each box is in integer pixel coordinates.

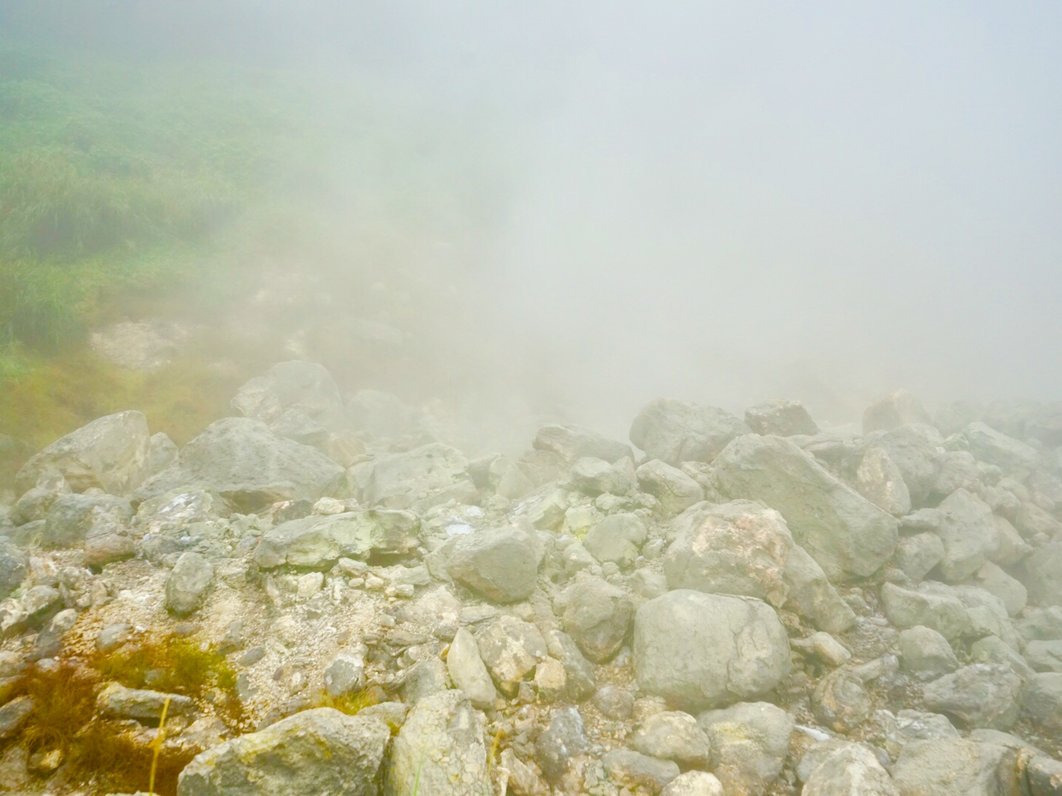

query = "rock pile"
[{"left": 1, "top": 373, "right": 1061, "bottom": 795}]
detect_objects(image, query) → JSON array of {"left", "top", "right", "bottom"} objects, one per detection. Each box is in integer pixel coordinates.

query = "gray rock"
[
  {"left": 42, "top": 492, "right": 132, "bottom": 548},
  {"left": 880, "top": 582, "right": 972, "bottom": 643},
  {"left": 593, "top": 685, "right": 634, "bottom": 719},
  {"left": 634, "top": 590, "right": 790, "bottom": 711},
  {"left": 447, "top": 525, "right": 542, "bottom": 603},
  {"left": 969, "top": 635, "right": 1035, "bottom": 679},
  {"left": 745, "top": 400, "right": 819, "bottom": 437},
  {"left": 636, "top": 459, "right": 705, "bottom": 517},
  {"left": 856, "top": 447, "right": 912, "bottom": 516},
  {"left": 360, "top": 443, "right": 469, "bottom": 508},
  {"left": 1018, "top": 606, "right": 1062, "bottom": 643},
  {"left": 812, "top": 668, "right": 872, "bottom": 733},
  {"left": 631, "top": 711, "right": 712, "bottom": 767},
  {"left": 0, "top": 541, "right": 26, "bottom": 600},
  {"left": 602, "top": 749, "right": 680, "bottom": 793},
  {"left": 16, "top": 410, "right": 151, "bottom": 496},
  {"left": 783, "top": 543, "right": 858, "bottom": 634},
  {"left": 897, "top": 626, "right": 959, "bottom": 680},
  {"left": 584, "top": 512, "right": 647, "bottom": 569},
  {"left": 931, "top": 489, "right": 1000, "bottom": 583},
  {"left": 1022, "top": 752, "right": 1062, "bottom": 796},
  {"left": 536, "top": 706, "right": 589, "bottom": 782},
  {"left": 1025, "top": 640, "right": 1062, "bottom": 672},
  {"left": 570, "top": 456, "right": 634, "bottom": 496},
  {"left": 893, "top": 533, "right": 945, "bottom": 583},
  {"left": 146, "top": 431, "right": 178, "bottom": 477},
  {"left": 1022, "top": 541, "right": 1062, "bottom": 607},
  {"left": 557, "top": 573, "right": 633, "bottom": 663},
  {"left": 697, "top": 701, "right": 793, "bottom": 795},
  {"left": 891, "top": 738, "right": 1019, "bottom": 796},
  {"left": 446, "top": 627, "right": 497, "bottom": 709},
  {"left": 630, "top": 399, "right": 750, "bottom": 465},
  {"left": 664, "top": 500, "right": 792, "bottom": 607},
  {"left": 255, "top": 510, "right": 419, "bottom": 569},
  {"left": 870, "top": 425, "right": 943, "bottom": 507},
  {"left": 972, "top": 561, "right": 1027, "bottom": 616},
  {"left": 1022, "top": 673, "right": 1062, "bottom": 735},
  {"left": 323, "top": 648, "right": 365, "bottom": 697},
  {"left": 543, "top": 628, "right": 597, "bottom": 702},
  {"left": 801, "top": 743, "right": 899, "bottom": 796},
  {"left": 661, "top": 771, "right": 725, "bottom": 796},
  {"left": 878, "top": 709, "right": 959, "bottom": 760},
  {"left": 142, "top": 418, "right": 343, "bottom": 510},
  {"left": 387, "top": 692, "right": 490, "bottom": 796},
  {"left": 922, "top": 664, "right": 1023, "bottom": 730},
  {"left": 98, "top": 683, "right": 194, "bottom": 722},
  {"left": 96, "top": 623, "right": 133, "bottom": 653},
  {"left": 399, "top": 658, "right": 449, "bottom": 703},
  {"left": 533, "top": 424, "right": 632, "bottom": 464},
  {"left": 963, "top": 421, "right": 1040, "bottom": 473},
  {"left": 711, "top": 435, "right": 897, "bottom": 580},
  {"left": 232, "top": 360, "right": 345, "bottom": 433},
  {"left": 933, "top": 450, "right": 982, "bottom": 498},
  {"left": 165, "top": 552, "right": 214, "bottom": 616},
  {"left": 178, "top": 708, "right": 389, "bottom": 796},
  {"left": 863, "top": 391, "right": 933, "bottom": 434},
  {"left": 0, "top": 695, "right": 33, "bottom": 741},
  {"left": 475, "top": 615, "right": 548, "bottom": 696}
]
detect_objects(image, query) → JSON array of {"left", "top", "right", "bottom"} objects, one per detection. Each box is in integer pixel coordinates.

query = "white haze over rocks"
[{"left": 6, "top": 2, "right": 1061, "bottom": 439}]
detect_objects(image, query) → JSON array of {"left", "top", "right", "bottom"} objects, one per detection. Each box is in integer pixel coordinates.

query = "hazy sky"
[{"left": 5, "top": 2, "right": 1061, "bottom": 430}]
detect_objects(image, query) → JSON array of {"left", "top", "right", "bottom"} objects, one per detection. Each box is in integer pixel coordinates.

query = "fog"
[{"left": 6, "top": 1, "right": 1061, "bottom": 441}]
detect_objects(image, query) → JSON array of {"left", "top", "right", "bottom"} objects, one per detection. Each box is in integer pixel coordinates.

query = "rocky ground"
[{"left": 1, "top": 362, "right": 1061, "bottom": 795}]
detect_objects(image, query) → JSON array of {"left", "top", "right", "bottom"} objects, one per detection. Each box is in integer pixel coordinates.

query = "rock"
[
  {"left": 557, "top": 573, "right": 633, "bottom": 663},
  {"left": 446, "top": 627, "right": 497, "bottom": 709},
  {"left": 963, "top": 421, "right": 1040, "bottom": 473},
  {"left": 323, "top": 648, "right": 365, "bottom": 697},
  {"left": 1022, "top": 541, "right": 1062, "bottom": 607},
  {"left": 0, "top": 541, "right": 26, "bottom": 600},
  {"left": 165, "top": 552, "right": 214, "bottom": 616},
  {"left": 783, "top": 544, "right": 858, "bottom": 633},
  {"left": 897, "top": 626, "right": 959, "bottom": 680},
  {"left": 1018, "top": 607, "right": 1062, "bottom": 643},
  {"left": 711, "top": 435, "right": 897, "bottom": 580},
  {"left": 400, "top": 658, "right": 449, "bottom": 703},
  {"left": 631, "top": 711, "right": 712, "bottom": 767},
  {"left": 178, "top": 708, "right": 389, "bottom": 796},
  {"left": 42, "top": 492, "right": 133, "bottom": 548},
  {"left": 1022, "top": 673, "right": 1062, "bottom": 735},
  {"left": 891, "top": 738, "right": 1019, "bottom": 796},
  {"left": 634, "top": 590, "right": 790, "bottom": 711},
  {"left": 697, "top": 701, "right": 793, "bottom": 795},
  {"left": 969, "top": 636, "right": 1035, "bottom": 679},
  {"left": 475, "top": 615, "right": 548, "bottom": 696},
  {"left": 745, "top": 400, "right": 819, "bottom": 436},
  {"left": 630, "top": 399, "right": 750, "bottom": 465},
  {"left": 0, "top": 695, "right": 33, "bottom": 741},
  {"left": 880, "top": 582, "right": 972, "bottom": 644},
  {"left": 96, "top": 623, "right": 133, "bottom": 653},
  {"left": 663, "top": 500, "right": 792, "bottom": 606},
  {"left": 863, "top": 391, "right": 933, "bottom": 433},
  {"left": 661, "top": 771, "right": 725, "bottom": 796},
  {"left": 447, "top": 526, "right": 542, "bottom": 603},
  {"left": 533, "top": 424, "right": 631, "bottom": 463},
  {"left": 812, "top": 668, "right": 872, "bottom": 733},
  {"left": 361, "top": 443, "right": 469, "bottom": 508},
  {"left": 98, "top": 683, "right": 194, "bottom": 722},
  {"left": 143, "top": 418, "right": 344, "bottom": 510},
  {"left": 584, "top": 512, "right": 647, "bottom": 569},
  {"left": 594, "top": 685, "right": 634, "bottom": 719},
  {"left": 1025, "top": 640, "right": 1062, "bottom": 673},
  {"left": 878, "top": 709, "right": 960, "bottom": 760},
  {"left": 636, "top": 459, "right": 705, "bottom": 517},
  {"left": 231, "top": 360, "right": 345, "bottom": 434},
  {"left": 931, "top": 489, "right": 1000, "bottom": 583},
  {"left": 537, "top": 707, "right": 589, "bottom": 783},
  {"left": 1021, "top": 751, "right": 1062, "bottom": 796},
  {"left": 16, "top": 411, "right": 151, "bottom": 496},
  {"left": 792, "top": 632, "right": 852, "bottom": 667},
  {"left": 972, "top": 562, "right": 1027, "bottom": 616},
  {"left": 870, "top": 425, "right": 943, "bottom": 507},
  {"left": 922, "top": 664, "right": 1023, "bottom": 730},
  {"left": 602, "top": 749, "right": 680, "bottom": 793},
  {"left": 544, "top": 628, "right": 597, "bottom": 702},
  {"left": 893, "top": 533, "right": 945, "bottom": 583},
  {"left": 933, "top": 450, "right": 982, "bottom": 497},
  {"left": 570, "top": 457, "right": 634, "bottom": 496},
  {"left": 801, "top": 743, "right": 899, "bottom": 795},
  {"left": 254, "top": 510, "right": 419, "bottom": 569},
  {"left": 856, "top": 447, "right": 912, "bottom": 516}
]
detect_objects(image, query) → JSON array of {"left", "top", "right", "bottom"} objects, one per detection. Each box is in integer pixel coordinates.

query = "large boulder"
[
  {"left": 663, "top": 501, "right": 792, "bottom": 606},
  {"left": 891, "top": 738, "right": 1019, "bottom": 796},
  {"left": 359, "top": 443, "right": 469, "bottom": 508},
  {"left": 254, "top": 510, "right": 419, "bottom": 569},
  {"left": 921, "top": 664, "right": 1023, "bottom": 730},
  {"left": 630, "top": 399, "right": 750, "bottom": 465},
  {"left": 711, "top": 435, "right": 897, "bottom": 580},
  {"left": 1021, "top": 540, "right": 1062, "bottom": 607},
  {"left": 385, "top": 690, "right": 491, "bottom": 796},
  {"left": 141, "top": 418, "right": 343, "bottom": 510},
  {"left": 963, "top": 422, "right": 1040, "bottom": 473},
  {"left": 446, "top": 526, "right": 542, "bottom": 603},
  {"left": 556, "top": 573, "right": 634, "bottom": 663},
  {"left": 633, "top": 590, "right": 790, "bottom": 711},
  {"left": 696, "top": 701, "right": 793, "bottom": 795},
  {"left": 177, "top": 708, "right": 389, "bottom": 795},
  {"left": 533, "top": 424, "right": 631, "bottom": 463},
  {"left": 744, "top": 400, "right": 819, "bottom": 437},
  {"left": 931, "top": 489, "right": 1000, "bottom": 583},
  {"left": 801, "top": 743, "right": 898, "bottom": 796},
  {"left": 635, "top": 460, "right": 704, "bottom": 516},
  {"left": 231, "top": 360, "right": 346, "bottom": 433},
  {"left": 16, "top": 411, "right": 150, "bottom": 496}
]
